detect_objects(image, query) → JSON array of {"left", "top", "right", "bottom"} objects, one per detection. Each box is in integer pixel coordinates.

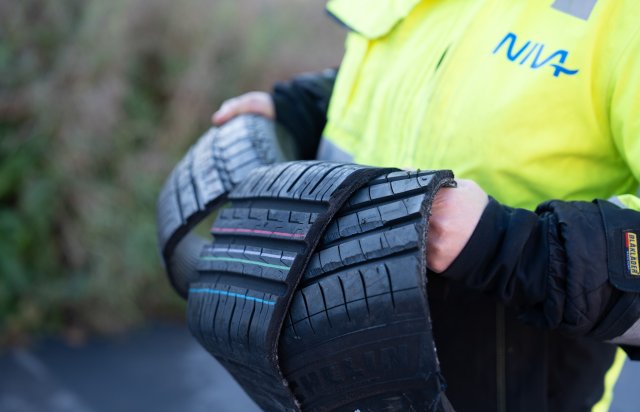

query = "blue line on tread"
[{"left": 189, "top": 288, "right": 276, "bottom": 305}]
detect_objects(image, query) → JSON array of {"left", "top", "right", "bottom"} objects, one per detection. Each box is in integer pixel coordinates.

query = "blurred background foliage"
[{"left": 0, "top": 0, "right": 343, "bottom": 345}]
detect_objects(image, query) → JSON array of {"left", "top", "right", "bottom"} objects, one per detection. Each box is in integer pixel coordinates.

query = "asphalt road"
[{"left": 0, "top": 323, "right": 638, "bottom": 412}]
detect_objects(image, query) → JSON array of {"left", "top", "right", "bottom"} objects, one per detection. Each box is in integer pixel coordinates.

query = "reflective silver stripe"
[
  {"left": 551, "top": 0, "right": 598, "bottom": 21},
  {"left": 316, "top": 137, "right": 354, "bottom": 162},
  {"left": 610, "top": 318, "right": 640, "bottom": 346},
  {"left": 608, "top": 195, "right": 626, "bottom": 208}
]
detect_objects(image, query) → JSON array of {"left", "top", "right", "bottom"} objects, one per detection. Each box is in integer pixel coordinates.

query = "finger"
[
  {"left": 212, "top": 93, "right": 274, "bottom": 126},
  {"left": 212, "top": 98, "right": 240, "bottom": 125}
]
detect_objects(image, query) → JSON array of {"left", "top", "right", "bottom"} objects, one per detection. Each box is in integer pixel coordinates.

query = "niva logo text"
[{"left": 493, "top": 32, "right": 579, "bottom": 78}]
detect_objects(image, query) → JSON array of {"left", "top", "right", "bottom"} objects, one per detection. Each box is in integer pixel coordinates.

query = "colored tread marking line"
[
  {"left": 200, "top": 256, "right": 290, "bottom": 271},
  {"left": 210, "top": 247, "right": 295, "bottom": 261},
  {"left": 189, "top": 288, "right": 275, "bottom": 305},
  {"left": 211, "top": 227, "right": 306, "bottom": 238}
]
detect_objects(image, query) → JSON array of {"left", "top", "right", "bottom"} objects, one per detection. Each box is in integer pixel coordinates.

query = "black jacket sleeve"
[
  {"left": 440, "top": 197, "right": 640, "bottom": 359},
  {"left": 271, "top": 68, "right": 337, "bottom": 159}
]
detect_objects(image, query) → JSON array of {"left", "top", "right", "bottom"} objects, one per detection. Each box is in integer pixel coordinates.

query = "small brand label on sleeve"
[{"left": 625, "top": 231, "right": 640, "bottom": 276}]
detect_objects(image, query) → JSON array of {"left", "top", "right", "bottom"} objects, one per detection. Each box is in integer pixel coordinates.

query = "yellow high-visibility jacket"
[{"left": 319, "top": 0, "right": 640, "bottom": 410}]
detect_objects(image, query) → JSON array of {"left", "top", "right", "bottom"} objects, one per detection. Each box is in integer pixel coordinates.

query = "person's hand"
[
  {"left": 427, "top": 179, "right": 489, "bottom": 273},
  {"left": 211, "top": 91, "right": 275, "bottom": 125}
]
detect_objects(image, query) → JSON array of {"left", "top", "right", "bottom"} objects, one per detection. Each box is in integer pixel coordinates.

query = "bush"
[{"left": 0, "top": 0, "right": 343, "bottom": 343}]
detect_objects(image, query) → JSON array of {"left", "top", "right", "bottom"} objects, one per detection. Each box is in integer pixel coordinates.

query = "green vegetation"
[{"left": 0, "top": 0, "right": 342, "bottom": 344}]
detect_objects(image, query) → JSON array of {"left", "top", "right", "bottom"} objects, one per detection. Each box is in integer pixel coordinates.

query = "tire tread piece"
[
  {"left": 187, "top": 164, "right": 456, "bottom": 411},
  {"left": 188, "top": 161, "right": 395, "bottom": 411},
  {"left": 157, "top": 115, "right": 284, "bottom": 296}
]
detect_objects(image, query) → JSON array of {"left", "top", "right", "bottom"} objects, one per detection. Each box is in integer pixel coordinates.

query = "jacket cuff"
[
  {"left": 588, "top": 199, "right": 640, "bottom": 342},
  {"left": 439, "top": 197, "right": 507, "bottom": 281},
  {"left": 437, "top": 196, "right": 546, "bottom": 309}
]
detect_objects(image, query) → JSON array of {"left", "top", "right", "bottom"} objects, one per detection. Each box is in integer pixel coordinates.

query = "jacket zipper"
[{"left": 496, "top": 303, "right": 507, "bottom": 412}]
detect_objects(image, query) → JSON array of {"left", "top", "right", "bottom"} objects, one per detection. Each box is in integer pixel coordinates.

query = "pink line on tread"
[{"left": 211, "top": 227, "right": 306, "bottom": 238}]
